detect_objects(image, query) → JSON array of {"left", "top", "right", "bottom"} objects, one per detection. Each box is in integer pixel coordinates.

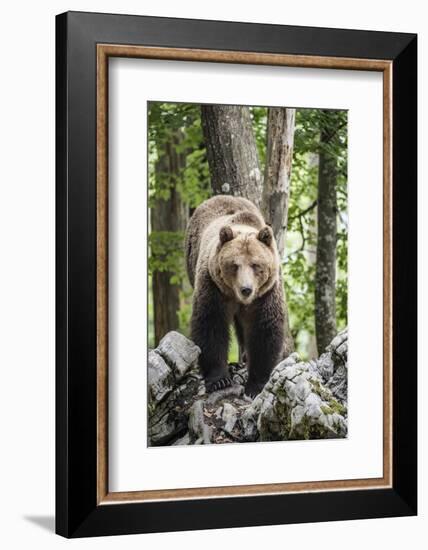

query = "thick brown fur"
[{"left": 185, "top": 195, "right": 286, "bottom": 397}]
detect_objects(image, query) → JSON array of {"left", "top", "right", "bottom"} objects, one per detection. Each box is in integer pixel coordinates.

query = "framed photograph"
[{"left": 56, "top": 11, "right": 417, "bottom": 538}]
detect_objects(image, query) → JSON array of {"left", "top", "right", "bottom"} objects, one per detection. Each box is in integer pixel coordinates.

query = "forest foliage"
[{"left": 148, "top": 102, "right": 348, "bottom": 359}]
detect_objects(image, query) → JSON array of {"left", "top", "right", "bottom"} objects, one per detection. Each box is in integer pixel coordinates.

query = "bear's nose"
[{"left": 241, "top": 286, "right": 253, "bottom": 297}]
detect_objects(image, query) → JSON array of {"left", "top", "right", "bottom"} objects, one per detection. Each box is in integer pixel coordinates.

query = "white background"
[
  {"left": 0, "top": 1, "right": 425, "bottom": 548},
  {"left": 109, "top": 59, "right": 383, "bottom": 492}
]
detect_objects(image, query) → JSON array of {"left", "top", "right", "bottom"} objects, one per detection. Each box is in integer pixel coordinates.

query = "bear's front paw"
[
  {"left": 206, "top": 376, "right": 233, "bottom": 393},
  {"left": 244, "top": 382, "right": 263, "bottom": 400}
]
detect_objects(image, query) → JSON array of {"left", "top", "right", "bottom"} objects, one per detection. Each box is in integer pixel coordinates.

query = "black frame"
[{"left": 56, "top": 11, "right": 417, "bottom": 538}]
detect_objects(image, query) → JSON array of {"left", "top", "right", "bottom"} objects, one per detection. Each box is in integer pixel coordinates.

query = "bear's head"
[{"left": 215, "top": 224, "right": 278, "bottom": 305}]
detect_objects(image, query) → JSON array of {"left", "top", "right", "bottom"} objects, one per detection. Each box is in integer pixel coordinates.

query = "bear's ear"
[
  {"left": 219, "top": 225, "right": 234, "bottom": 245},
  {"left": 257, "top": 226, "right": 273, "bottom": 247}
]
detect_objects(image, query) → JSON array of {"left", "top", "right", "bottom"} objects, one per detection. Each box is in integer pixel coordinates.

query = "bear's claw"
[
  {"left": 206, "top": 376, "right": 233, "bottom": 393},
  {"left": 244, "top": 383, "right": 263, "bottom": 400}
]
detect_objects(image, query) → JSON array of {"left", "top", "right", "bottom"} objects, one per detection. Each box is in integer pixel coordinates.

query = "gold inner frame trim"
[{"left": 96, "top": 44, "right": 393, "bottom": 505}]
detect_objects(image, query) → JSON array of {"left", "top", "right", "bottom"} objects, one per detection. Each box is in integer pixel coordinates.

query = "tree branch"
[{"left": 289, "top": 199, "right": 318, "bottom": 222}]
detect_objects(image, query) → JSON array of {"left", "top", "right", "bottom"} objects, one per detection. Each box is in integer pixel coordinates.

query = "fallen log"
[{"left": 148, "top": 329, "right": 348, "bottom": 446}]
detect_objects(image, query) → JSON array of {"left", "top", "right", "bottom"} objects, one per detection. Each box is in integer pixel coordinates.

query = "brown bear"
[{"left": 185, "top": 195, "right": 286, "bottom": 397}]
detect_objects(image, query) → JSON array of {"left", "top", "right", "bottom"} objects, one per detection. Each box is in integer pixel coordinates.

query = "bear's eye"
[
  {"left": 251, "top": 263, "right": 260, "bottom": 270},
  {"left": 227, "top": 262, "right": 238, "bottom": 272}
]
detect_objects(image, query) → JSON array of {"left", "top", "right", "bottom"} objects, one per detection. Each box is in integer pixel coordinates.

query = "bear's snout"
[{"left": 240, "top": 286, "right": 253, "bottom": 298}]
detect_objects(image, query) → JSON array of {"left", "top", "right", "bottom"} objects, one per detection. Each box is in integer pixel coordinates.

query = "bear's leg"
[
  {"left": 245, "top": 285, "right": 285, "bottom": 398},
  {"left": 233, "top": 316, "right": 247, "bottom": 365},
  {"left": 191, "top": 274, "right": 232, "bottom": 392}
]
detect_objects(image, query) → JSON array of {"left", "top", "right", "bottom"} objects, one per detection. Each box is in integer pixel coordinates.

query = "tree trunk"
[
  {"left": 200, "top": 105, "right": 263, "bottom": 207},
  {"left": 261, "top": 108, "right": 296, "bottom": 354},
  {"left": 151, "top": 135, "right": 188, "bottom": 346},
  {"left": 315, "top": 114, "right": 338, "bottom": 354},
  {"left": 261, "top": 107, "right": 296, "bottom": 259}
]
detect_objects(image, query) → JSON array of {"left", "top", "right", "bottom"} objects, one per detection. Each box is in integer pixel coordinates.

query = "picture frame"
[{"left": 56, "top": 10, "right": 417, "bottom": 538}]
